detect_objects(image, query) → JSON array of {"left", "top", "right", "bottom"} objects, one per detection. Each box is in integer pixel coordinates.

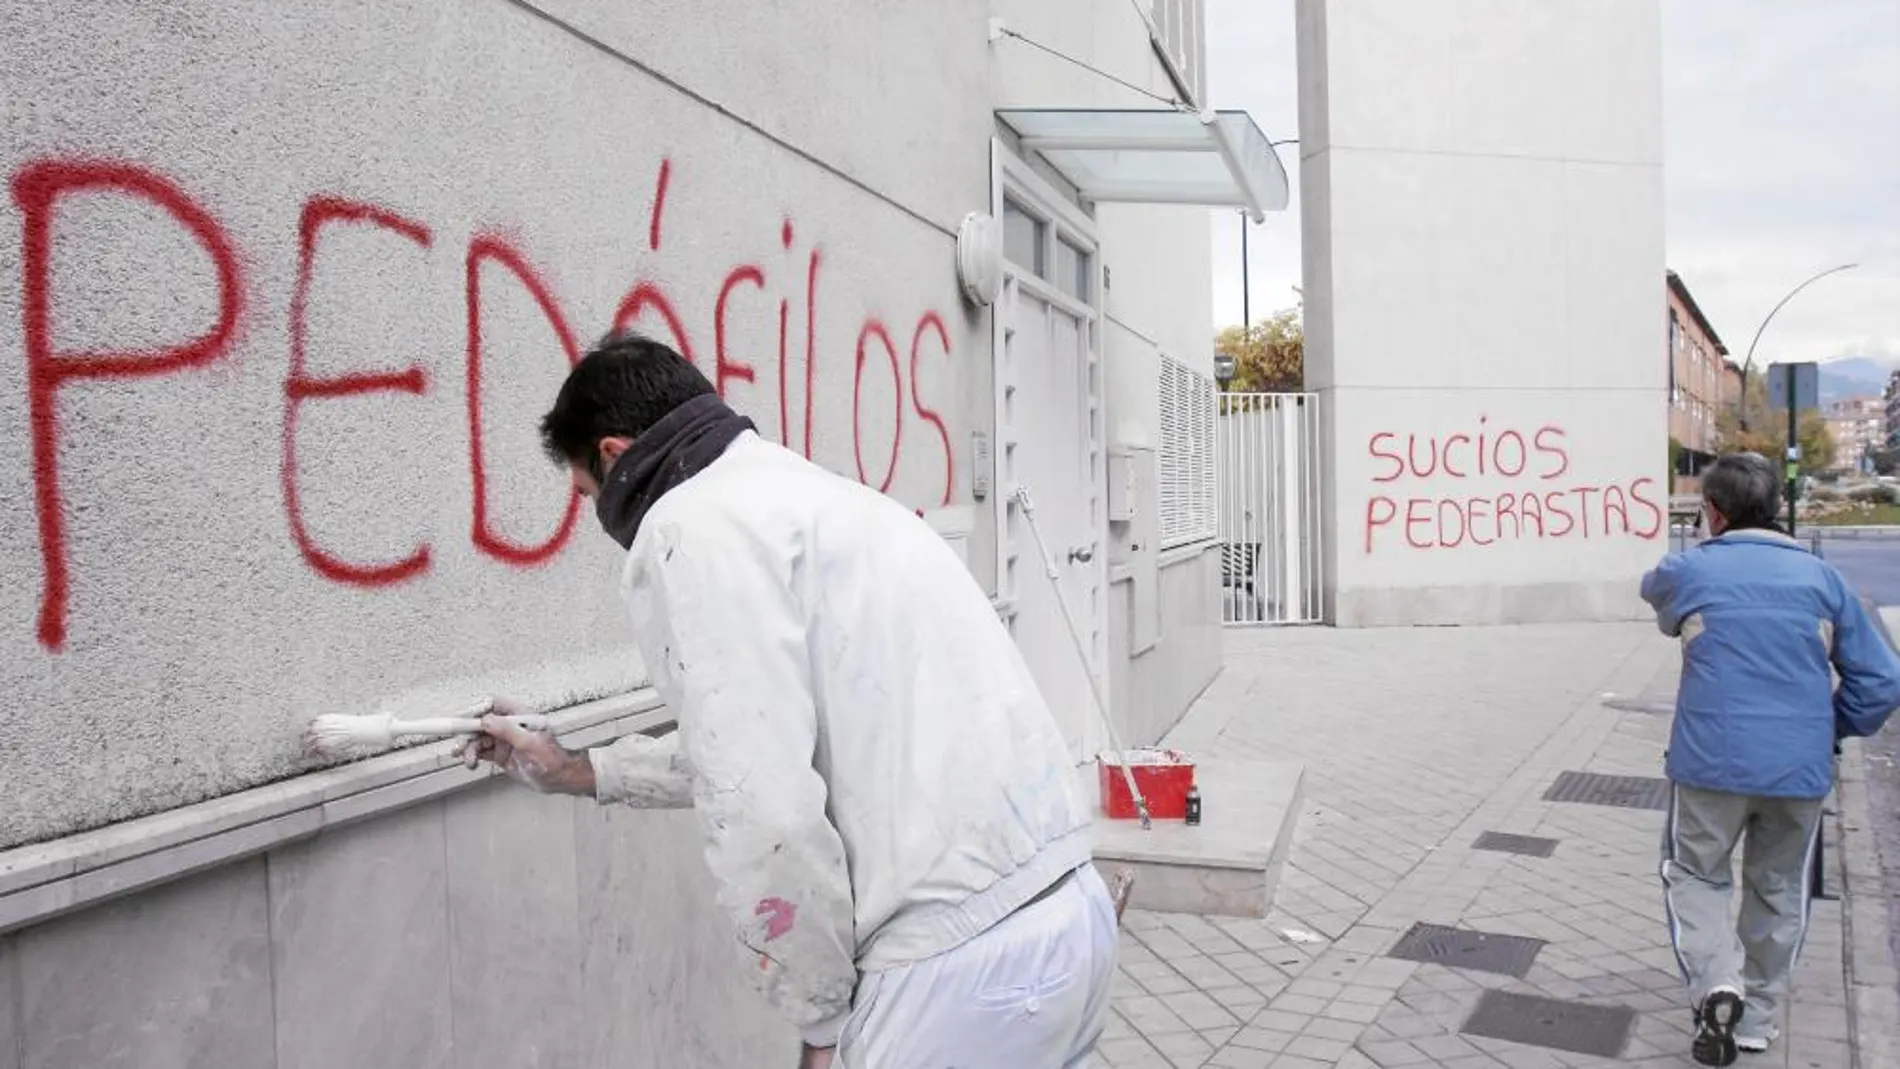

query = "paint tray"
[{"left": 1098, "top": 748, "right": 1195, "bottom": 820}]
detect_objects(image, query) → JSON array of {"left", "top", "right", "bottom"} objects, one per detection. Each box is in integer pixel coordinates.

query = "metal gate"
[{"left": 1217, "top": 392, "right": 1323, "bottom": 625}]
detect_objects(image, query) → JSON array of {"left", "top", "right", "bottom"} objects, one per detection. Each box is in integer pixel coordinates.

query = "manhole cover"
[
  {"left": 1472, "top": 831, "right": 1559, "bottom": 858},
  {"left": 1461, "top": 989, "right": 1634, "bottom": 1057},
  {"left": 1542, "top": 771, "right": 1669, "bottom": 811},
  {"left": 1385, "top": 922, "right": 1545, "bottom": 978},
  {"left": 1603, "top": 697, "right": 1674, "bottom": 716}
]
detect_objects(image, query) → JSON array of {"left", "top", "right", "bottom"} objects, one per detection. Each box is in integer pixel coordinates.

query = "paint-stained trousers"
[
  {"left": 1660, "top": 781, "right": 1824, "bottom": 1036},
  {"left": 837, "top": 864, "right": 1118, "bottom": 1068}
]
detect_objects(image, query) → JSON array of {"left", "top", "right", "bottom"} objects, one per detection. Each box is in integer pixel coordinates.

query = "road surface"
[{"left": 1814, "top": 537, "right": 1900, "bottom": 607}]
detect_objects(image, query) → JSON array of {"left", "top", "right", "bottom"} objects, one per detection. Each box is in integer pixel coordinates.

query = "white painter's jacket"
[{"left": 586, "top": 433, "right": 1093, "bottom": 1046}]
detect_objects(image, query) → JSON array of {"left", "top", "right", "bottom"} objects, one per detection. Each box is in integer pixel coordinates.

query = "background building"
[
  {"left": 1825, "top": 398, "right": 1885, "bottom": 473},
  {"left": 1887, "top": 369, "right": 1900, "bottom": 451},
  {"left": 1666, "top": 270, "right": 1730, "bottom": 485}
]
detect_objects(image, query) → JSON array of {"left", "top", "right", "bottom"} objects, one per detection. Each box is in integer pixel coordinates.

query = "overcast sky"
[{"left": 1206, "top": 0, "right": 1900, "bottom": 370}]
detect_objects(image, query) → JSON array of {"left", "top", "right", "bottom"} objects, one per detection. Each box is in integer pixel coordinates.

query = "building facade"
[
  {"left": 1825, "top": 398, "right": 1885, "bottom": 473},
  {"left": 1887, "top": 370, "right": 1900, "bottom": 451},
  {"left": 1665, "top": 270, "right": 1730, "bottom": 481},
  {"left": 1302, "top": 0, "right": 1667, "bottom": 625},
  {"left": 0, "top": 1, "right": 1281, "bottom": 1063}
]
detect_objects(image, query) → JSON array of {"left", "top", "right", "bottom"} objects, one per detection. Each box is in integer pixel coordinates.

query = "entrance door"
[{"left": 993, "top": 146, "right": 1107, "bottom": 763}]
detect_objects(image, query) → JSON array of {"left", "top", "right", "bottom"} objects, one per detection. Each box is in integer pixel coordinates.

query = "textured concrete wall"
[
  {"left": 0, "top": 783, "right": 795, "bottom": 1068},
  {"left": 0, "top": 0, "right": 989, "bottom": 847},
  {"left": 1108, "top": 547, "right": 1222, "bottom": 748},
  {"left": 1298, "top": 0, "right": 1666, "bottom": 626}
]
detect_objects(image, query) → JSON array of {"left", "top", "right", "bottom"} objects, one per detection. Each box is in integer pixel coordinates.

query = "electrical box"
[
  {"left": 971, "top": 431, "right": 991, "bottom": 501},
  {"left": 1107, "top": 450, "right": 1137, "bottom": 522}
]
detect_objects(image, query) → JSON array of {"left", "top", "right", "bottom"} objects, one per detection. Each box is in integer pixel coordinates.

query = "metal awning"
[{"left": 996, "top": 108, "right": 1290, "bottom": 222}]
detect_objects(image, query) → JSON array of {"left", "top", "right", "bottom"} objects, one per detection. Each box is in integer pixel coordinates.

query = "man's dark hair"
[
  {"left": 538, "top": 330, "right": 714, "bottom": 466},
  {"left": 1703, "top": 451, "right": 1782, "bottom": 531}
]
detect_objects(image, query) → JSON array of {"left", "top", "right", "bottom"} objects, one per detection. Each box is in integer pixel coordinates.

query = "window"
[
  {"left": 1055, "top": 236, "right": 1091, "bottom": 302},
  {"left": 1001, "top": 197, "right": 1045, "bottom": 276},
  {"left": 1158, "top": 354, "right": 1216, "bottom": 546},
  {"left": 1005, "top": 196, "right": 1092, "bottom": 302}
]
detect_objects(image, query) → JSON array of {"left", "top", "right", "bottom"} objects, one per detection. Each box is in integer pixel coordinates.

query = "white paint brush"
[{"left": 301, "top": 701, "right": 551, "bottom": 758}]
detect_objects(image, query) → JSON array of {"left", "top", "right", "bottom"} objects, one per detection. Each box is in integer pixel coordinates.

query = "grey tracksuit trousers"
[{"left": 1660, "top": 781, "right": 1825, "bottom": 1035}]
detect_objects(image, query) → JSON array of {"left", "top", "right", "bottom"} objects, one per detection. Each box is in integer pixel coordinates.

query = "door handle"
[{"left": 1068, "top": 546, "right": 1094, "bottom": 564}]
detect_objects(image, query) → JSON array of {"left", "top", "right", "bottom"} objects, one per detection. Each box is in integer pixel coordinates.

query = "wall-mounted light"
[
  {"left": 1213, "top": 353, "right": 1236, "bottom": 385},
  {"left": 956, "top": 211, "right": 1003, "bottom": 306}
]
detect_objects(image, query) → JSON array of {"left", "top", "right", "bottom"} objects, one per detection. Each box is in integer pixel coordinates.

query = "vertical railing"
[{"left": 1217, "top": 392, "right": 1323, "bottom": 626}]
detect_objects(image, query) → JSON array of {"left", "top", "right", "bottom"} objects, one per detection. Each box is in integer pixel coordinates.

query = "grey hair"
[{"left": 1703, "top": 452, "right": 1782, "bottom": 530}]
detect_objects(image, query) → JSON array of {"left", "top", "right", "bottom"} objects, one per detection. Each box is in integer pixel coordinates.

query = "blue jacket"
[{"left": 1641, "top": 529, "right": 1900, "bottom": 799}]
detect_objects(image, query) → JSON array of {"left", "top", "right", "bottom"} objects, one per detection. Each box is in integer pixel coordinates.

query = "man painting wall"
[{"left": 459, "top": 331, "right": 1119, "bottom": 1067}]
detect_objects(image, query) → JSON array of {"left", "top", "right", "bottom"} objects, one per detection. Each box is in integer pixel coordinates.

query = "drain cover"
[
  {"left": 1461, "top": 989, "right": 1634, "bottom": 1057},
  {"left": 1385, "top": 922, "right": 1545, "bottom": 978},
  {"left": 1472, "top": 831, "right": 1559, "bottom": 857},
  {"left": 1603, "top": 697, "right": 1674, "bottom": 715},
  {"left": 1542, "top": 771, "right": 1670, "bottom": 811}
]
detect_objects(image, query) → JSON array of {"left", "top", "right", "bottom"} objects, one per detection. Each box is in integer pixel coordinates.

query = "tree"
[
  {"left": 1215, "top": 306, "right": 1303, "bottom": 392},
  {"left": 1715, "top": 377, "right": 1836, "bottom": 474}
]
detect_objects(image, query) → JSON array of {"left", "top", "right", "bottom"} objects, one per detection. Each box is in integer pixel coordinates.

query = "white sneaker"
[{"left": 1736, "top": 1027, "right": 1779, "bottom": 1054}]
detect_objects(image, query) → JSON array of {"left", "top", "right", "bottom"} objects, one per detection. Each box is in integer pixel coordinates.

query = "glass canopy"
[{"left": 995, "top": 108, "right": 1290, "bottom": 222}]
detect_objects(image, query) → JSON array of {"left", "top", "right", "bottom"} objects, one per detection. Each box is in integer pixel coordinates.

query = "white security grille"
[
  {"left": 1218, "top": 392, "right": 1322, "bottom": 626},
  {"left": 1158, "top": 355, "right": 1216, "bottom": 547}
]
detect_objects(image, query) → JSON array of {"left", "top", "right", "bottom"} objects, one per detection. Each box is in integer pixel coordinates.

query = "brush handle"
[{"left": 390, "top": 714, "right": 551, "bottom": 739}]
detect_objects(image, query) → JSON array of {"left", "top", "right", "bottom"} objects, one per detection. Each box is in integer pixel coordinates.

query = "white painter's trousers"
[{"left": 838, "top": 864, "right": 1119, "bottom": 1069}]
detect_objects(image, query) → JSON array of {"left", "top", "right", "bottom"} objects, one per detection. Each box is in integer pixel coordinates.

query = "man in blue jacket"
[{"left": 1641, "top": 452, "right": 1900, "bottom": 1065}]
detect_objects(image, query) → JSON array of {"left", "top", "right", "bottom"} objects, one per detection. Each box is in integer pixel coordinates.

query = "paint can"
[{"left": 1098, "top": 748, "right": 1196, "bottom": 820}]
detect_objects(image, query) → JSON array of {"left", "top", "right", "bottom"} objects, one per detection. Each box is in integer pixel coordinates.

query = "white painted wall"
[
  {"left": 1298, "top": 0, "right": 1667, "bottom": 626},
  {"left": 0, "top": 0, "right": 989, "bottom": 846}
]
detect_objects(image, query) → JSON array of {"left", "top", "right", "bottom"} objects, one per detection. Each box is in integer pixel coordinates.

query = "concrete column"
[{"left": 1297, "top": 0, "right": 1666, "bottom": 625}]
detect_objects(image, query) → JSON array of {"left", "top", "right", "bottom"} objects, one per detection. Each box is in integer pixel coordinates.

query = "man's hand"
[
  {"left": 455, "top": 698, "right": 597, "bottom": 797},
  {"left": 798, "top": 1044, "right": 836, "bottom": 1069}
]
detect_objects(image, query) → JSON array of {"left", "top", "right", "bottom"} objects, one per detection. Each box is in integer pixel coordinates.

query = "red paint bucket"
[{"left": 1098, "top": 749, "right": 1196, "bottom": 820}]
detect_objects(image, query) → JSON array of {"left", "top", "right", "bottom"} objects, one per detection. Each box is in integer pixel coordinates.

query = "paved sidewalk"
[{"left": 1098, "top": 622, "right": 1896, "bottom": 1068}]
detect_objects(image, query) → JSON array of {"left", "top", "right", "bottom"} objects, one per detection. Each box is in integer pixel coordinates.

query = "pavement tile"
[
  {"left": 1357, "top": 1038, "right": 1432, "bottom": 1067},
  {"left": 1196, "top": 1025, "right": 1237, "bottom": 1048},
  {"left": 1107, "top": 625, "right": 1875, "bottom": 1068},
  {"left": 1157, "top": 990, "right": 1238, "bottom": 1031},
  {"left": 1202, "top": 985, "right": 1265, "bottom": 1016},
  {"left": 1147, "top": 1029, "right": 1213, "bottom": 1067},
  {"left": 1300, "top": 1015, "right": 1364, "bottom": 1041},
  {"left": 1093, "top": 1035, "right": 1165, "bottom": 1067},
  {"left": 1270, "top": 992, "right": 1331, "bottom": 1016},
  {"left": 1283, "top": 1033, "right": 1354, "bottom": 1060},
  {"left": 1202, "top": 1049, "right": 1274, "bottom": 1069},
  {"left": 1226, "top": 1025, "right": 1294, "bottom": 1052}
]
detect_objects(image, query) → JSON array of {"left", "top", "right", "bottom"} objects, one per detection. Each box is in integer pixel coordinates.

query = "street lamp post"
[
  {"left": 1736, "top": 263, "right": 1857, "bottom": 431},
  {"left": 1240, "top": 214, "right": 1249, "bottom": 330},
  {"left": 1238, "top": 139, "right": 1300, "bottom": 332}
]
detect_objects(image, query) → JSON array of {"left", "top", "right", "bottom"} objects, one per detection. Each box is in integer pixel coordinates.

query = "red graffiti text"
[
  {"left": 11, "top": 156, "right": 958, "bottom": 652},
  {"left": 1363, "top": 423, "right": 1662, "bottom": 553}
]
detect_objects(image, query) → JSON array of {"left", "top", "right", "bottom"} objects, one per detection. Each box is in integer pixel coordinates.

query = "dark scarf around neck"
[{"left": 595, "top": 393, "right": 755, "bottom": 548}]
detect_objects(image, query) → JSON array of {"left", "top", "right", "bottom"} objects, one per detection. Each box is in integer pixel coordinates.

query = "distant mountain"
[{"left": 1819, "top": 356, "right": 1898, "bottom": 404}]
